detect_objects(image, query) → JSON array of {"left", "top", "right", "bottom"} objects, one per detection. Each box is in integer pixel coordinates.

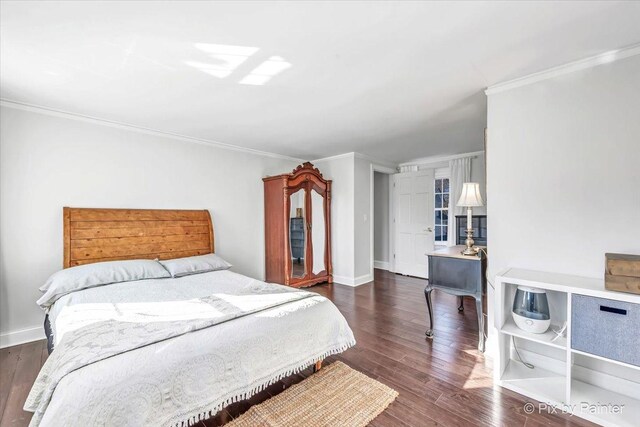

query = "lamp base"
[
  {"left": 461, "top": 246, "right": 479, "bottom": 256},
  {"left": 461, "top": 228, "right": 478, "bottom": 256}
]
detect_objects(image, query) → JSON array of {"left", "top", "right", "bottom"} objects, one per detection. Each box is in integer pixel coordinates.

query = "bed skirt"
[{"left": 43, "top": 315, "right": 54, "bottom": 354}]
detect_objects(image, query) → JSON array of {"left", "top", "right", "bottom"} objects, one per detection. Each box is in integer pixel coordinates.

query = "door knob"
[{"left": 425, "top": 227, "right": 433, "bottom": 232}]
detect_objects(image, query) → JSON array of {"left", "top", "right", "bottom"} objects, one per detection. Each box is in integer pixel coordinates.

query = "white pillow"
[
  {"left": 159, "top": 253, "right": 232, "bottom": 278},
  {"left": 37, "top": 259, "right": 171, "bottom": 308}
]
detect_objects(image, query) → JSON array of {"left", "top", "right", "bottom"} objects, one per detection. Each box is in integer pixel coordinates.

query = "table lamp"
[{"left": 457, "top": 182, "right": 484, "bottom": 256}]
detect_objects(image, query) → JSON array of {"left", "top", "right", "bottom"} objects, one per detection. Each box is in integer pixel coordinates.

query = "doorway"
[
  {"left": 391, "top": 169, "right": 435, "bottom": 278},
  {"left": 373, "top": 171, "right": 391, "bottom": 271}
]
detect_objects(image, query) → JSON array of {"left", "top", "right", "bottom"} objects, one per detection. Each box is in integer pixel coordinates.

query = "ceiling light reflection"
[
  {"left": 185, "top": 43, "right": 259, "bottom": 78},
  {"left": 239, "top": 56, "right": 292, "bottom": 85}
]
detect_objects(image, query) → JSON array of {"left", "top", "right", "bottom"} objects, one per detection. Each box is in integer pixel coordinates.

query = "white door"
[{"left": 393, "top": 170, "right": 434, "bottom": 278}]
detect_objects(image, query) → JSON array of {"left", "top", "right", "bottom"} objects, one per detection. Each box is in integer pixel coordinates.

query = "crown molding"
[
  {"left": 0, "top": 99, "right": 305, "bottom": 163},
  {"left": 311, "top": 152, "right": 398, "bottom": 171},
  {"left": 485, "top": 43, "right": 640, "bottom": 95},
  {"left": 399, "top": 150, "right": 484, "bottom": 167},
  {"left": 311, "top": 152, "right": 356, "bottom": 163},
  {"left": 372, "top": 164, "right": 397, "bottom": 174},
  {"left": 354, "top": 152, "right": 398, "bottom": 170}
]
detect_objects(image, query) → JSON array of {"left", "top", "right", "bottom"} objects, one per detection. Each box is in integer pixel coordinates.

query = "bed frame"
[
  {"left": 63, "top": 207, "right": 214, "bottom": 268},
  {"left": 58, "top": 207, "right": 324, "bottom": 372}
]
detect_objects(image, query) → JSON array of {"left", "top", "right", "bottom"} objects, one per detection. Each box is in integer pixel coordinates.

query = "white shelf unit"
[
  {"left": 495, "top": 268, "right": 640, "bottom": 427},
  {"left": 500, "top": 316, "right": 567, "bottom": 350}
]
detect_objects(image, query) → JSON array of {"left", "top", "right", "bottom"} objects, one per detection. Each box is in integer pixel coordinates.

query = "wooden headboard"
[{"left": 63, "top": 207, "right": 214, "bottom": 268}]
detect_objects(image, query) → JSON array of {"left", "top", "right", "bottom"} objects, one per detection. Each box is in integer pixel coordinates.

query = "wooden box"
[{"left": 605, "top": 253, "right": 640, "bottom": 295}]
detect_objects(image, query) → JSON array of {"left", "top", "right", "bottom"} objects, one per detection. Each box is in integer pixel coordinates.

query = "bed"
[{"left": 25, "top": 208, "right": 355, "bottom": 427}]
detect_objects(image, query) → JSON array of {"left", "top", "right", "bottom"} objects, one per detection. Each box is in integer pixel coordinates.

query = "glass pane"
[
  {"left": 443, "top": 178, "right": 450, "bottom": 193},
  {"left": 435, "top": 225, "right": 442, "bottom": 241},
  {"left": 435, "top": 179, "right": 442, "bottom": 193},
  {"left": 443, "top": 194, "right": 449, "bottom": 208},
  {"left": 311, "top": 189, "right": 326, "bottom": 275},
  {"left": 442, "top": 210, "right": 448, "bottom": 224},
  {"left": 289, "top": 188, "right": 306, "bottom": 279},
  {"left": 435, "top": 210, "right": 442, "bottom": 225},
  {"left": 442, "top": 225, "right": 448, "bottom": 241},
  {"left": 435, "top": 194, "right": 442, "bottom": 209}
]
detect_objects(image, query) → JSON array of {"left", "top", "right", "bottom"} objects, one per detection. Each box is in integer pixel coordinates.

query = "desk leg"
[
  {"left": 457, "top": 296, "right": 464, "bottom": 312},
  {"left": 424, "top": 287, "right": 434, "bottom": 338},
  {"left": 476, "top": 297, "right": 485, "bottom": 352}
]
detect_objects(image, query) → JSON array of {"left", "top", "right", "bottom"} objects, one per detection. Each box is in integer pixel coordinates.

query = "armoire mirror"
[
  {"left": 289, "top": 188, "right": 306, "bottom": 279},
  {"left": 311, "top": 188, "right": 326, "bottom": 275}
]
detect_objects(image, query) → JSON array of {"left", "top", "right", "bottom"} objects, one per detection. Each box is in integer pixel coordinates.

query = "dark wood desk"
[{"left": 425, "top": 245, "right": 487, "bottom": 352}]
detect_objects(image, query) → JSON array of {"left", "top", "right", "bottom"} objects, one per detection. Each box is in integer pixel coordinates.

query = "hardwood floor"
[
  {"left": 0, "top": 341, "right": 48, "bottom": 427},
  {"left": 0, "top": 269, "right": 594, "bottom": 427}
]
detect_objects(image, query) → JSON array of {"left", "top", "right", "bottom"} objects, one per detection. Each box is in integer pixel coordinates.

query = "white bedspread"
[{"left": 26, "top": 271, "right": 355, "bottom": 427}]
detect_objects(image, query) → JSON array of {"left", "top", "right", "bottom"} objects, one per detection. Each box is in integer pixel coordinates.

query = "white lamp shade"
[{"left": 457, "top": 182, "right": 484, "bottom": 207}]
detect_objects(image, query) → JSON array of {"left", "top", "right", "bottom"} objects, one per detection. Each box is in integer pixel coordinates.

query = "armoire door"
[
  {"left": 309, "top": 185, "right": 328, "bottom": 278},
  {"left": 286, "top": 180, "right": 331, "bottom": 286},
  {"left": 287, "top": 186, "right": 308, "bottom": 283}
]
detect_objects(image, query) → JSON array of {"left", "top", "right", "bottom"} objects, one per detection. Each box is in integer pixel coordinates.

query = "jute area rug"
[{"left": 226, "top": 361, "right": 398, "bottom": 427}]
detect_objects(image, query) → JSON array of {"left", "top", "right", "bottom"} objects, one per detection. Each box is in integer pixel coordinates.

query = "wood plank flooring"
[{"left": 0, "top": 269, "right": 594, "bottom": 426}]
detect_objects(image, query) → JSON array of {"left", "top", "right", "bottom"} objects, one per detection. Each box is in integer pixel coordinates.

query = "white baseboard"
[
  {"left": 333, "top": 273, "right": 374, "bottom": 287},
  {"left": 0, "top": 325, "right": 45, "bottom": 349},
  {"left": 373, "top": 260, "right": 390, "bottom": 271}
]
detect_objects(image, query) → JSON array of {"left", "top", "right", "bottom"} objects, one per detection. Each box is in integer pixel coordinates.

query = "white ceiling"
[{"left": 2, "top": 1, "right": 640, "bottom": 163}]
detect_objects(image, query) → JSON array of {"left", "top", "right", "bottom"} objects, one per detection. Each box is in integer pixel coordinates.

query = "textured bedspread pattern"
[{"left": 25, "top": 273, "right": 355, "bottom": 426}]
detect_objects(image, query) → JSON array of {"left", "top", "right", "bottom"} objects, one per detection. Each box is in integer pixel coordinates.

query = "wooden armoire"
[{"left": 263, "top": 162, "right": 332, "bottom": 288}]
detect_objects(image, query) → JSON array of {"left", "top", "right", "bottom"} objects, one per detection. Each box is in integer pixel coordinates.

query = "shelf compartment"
[
  {"left": 500, "top": 316, "right": 566, "bottom": 350},
  {"left": 570, "top": 379, "right": 640, "bottom": 427},
  {"left": 500, "top": 359, "right": 566, "bottom": 405}
]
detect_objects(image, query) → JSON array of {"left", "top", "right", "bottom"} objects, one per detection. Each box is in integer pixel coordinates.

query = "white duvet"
[{"left": 25, "top": 270, "right": 355, "bottom": 427}]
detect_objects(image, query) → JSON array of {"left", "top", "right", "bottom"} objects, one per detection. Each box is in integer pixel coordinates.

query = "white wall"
[
  {"left": 486, "top": 54, "right": 640, "bottom": 349},
  {"left": 373, "top": 172, "right": 389, "bottom": 263},
  {"left": 313, "top": 153, "right": 385, "bottom": 285},
  {"left": 354, "top": 156, "right": 372, "bottom": 279},
  {"left": 487, "top": 54, "right": 640, "bottom": 279},
  {"left": 312, "top": 154, "right": 355, "bottom": 284},
  {"left": 0, "top": 105, "right": 300, "bottom": 346}
]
